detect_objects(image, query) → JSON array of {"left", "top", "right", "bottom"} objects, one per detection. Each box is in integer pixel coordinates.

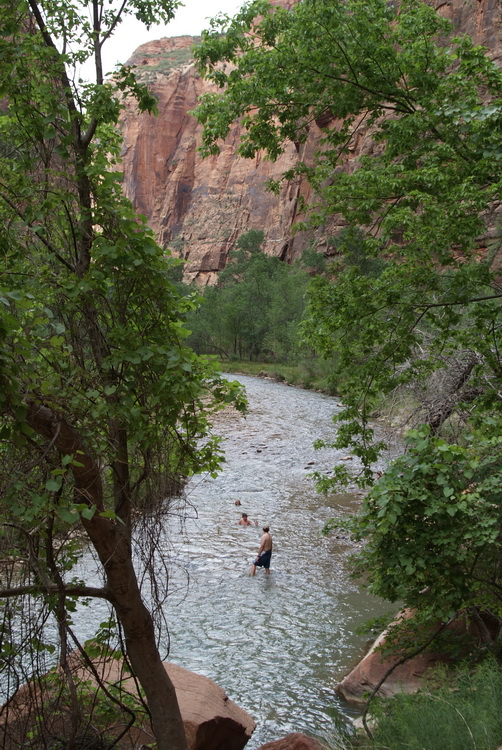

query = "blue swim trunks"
[{"left": 254, "top": 550, "right": 272, "bottom": 569}]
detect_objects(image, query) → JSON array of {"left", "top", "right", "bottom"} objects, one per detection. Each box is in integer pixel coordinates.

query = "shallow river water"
[
  {"left": 157, "top": 374, "right": 393, "bottom": 748},
  {"left": 72, "top": 374, "right": 394, "bottom": 748}
]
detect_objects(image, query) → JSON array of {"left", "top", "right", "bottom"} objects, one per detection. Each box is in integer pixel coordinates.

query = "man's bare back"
[
  {"left": 259, "top": 530, "right": 272, "bottom": 551},
  {"left": 250, "top": 526, "right": 273, "bottom": 576}
]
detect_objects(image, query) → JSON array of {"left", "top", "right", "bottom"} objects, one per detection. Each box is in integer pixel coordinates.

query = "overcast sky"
[{"left": 83, "top": 0, "right": 245, "bottom": 80}]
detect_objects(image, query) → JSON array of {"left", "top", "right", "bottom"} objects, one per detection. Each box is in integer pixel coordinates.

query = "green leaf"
[
  {"left": 99, "top": 509, "right": 117, "bottom": 519},
  {"left": 59, "top": 508, "right": 78, "bottom": 523},
  {"left": 45, "top": 477, "right": 63, "bottom": 492}
]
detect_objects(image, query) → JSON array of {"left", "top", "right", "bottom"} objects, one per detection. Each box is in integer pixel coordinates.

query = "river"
[
  {"left": 156, "top": 374, "right": 393, "bottom": 748},
  {"left": 68, "top": 374, "right": 395, "bottom": 748}
]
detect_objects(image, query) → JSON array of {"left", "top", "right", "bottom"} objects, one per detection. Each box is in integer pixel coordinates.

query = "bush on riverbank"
[
  {"left": 216, "top": 358, "right": 338, "bottom": 394},
  {"left": 340, "top": 656, "right": 502, "bottom": 750}
]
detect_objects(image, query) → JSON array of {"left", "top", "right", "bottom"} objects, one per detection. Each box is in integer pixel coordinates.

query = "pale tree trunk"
[{"left": 27, "top": 402, "right": 189, "bottom": 750}]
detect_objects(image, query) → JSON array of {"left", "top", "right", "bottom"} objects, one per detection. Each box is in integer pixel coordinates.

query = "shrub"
[{"left": 353, "top": 657, "right": 502, "bottom": 750}]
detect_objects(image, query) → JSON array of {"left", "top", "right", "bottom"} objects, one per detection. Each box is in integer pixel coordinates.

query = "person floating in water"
[
  {"left": 250, "top": 525, "right": 272, "bottom": 576},
  {"left": 238, "top": 513, "right": 257, "bottom": 526}
]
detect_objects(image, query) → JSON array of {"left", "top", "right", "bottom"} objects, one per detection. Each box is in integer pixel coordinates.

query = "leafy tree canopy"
[
  {"left": 0, "top": 2, "right": 243, "bottom": 748},
  {"left": 194, "top": 0, "right": 502, "bottom": 470},
  {"left": 328, "top": 426, "right": 502, "bottom": 622},
  {"left": 184, "top": 230, "right": 313, "bottom": 362}
]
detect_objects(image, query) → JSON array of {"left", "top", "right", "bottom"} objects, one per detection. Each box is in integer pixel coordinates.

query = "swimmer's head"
[
  {"left": 263, "top": 525, "right": 270, "bottom": 532},
  {"left": 242, "top": 513, "right": 248, "bottom": 519}
]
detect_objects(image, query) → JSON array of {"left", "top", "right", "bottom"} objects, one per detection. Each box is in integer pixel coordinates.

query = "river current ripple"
[
  {"left": 159, "top": 375, "right": 391, "bottom": 748},
  {"left": 74, "top": 374, "right": 393, "bottom": 748}
]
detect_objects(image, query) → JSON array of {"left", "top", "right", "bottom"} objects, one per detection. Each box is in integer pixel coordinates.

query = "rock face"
[
  {"left": 0, "top": 657, "right": 255, "bottom": 750},
  {"left": 118, "top": 0, "right": 501, "bottom": 283},
  {"left": 119, "top": 32, "right": 305, "bottom": 284}
]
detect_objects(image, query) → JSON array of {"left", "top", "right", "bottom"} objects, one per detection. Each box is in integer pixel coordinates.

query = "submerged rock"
[{"left": 256, "top": 732, "right": 326, "bottom": 749}]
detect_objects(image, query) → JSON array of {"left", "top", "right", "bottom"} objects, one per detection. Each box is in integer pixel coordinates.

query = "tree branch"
[
  {"left": 0, "top": 188, "right": 75, "bottom": 273},
  {"left": 99, "top": 0, "right": 128, "bottom": 49},
  {"left": 412, "top": 293, "right": 502, "bottom": 309},
  {"left": 0, "top": 584, "right": 111, "bottom": 600},
  {"left": 27, "top": 0, "right": 82, "bottom": 138}
]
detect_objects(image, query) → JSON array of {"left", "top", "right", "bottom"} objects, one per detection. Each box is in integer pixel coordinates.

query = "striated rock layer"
[{"left": 118, "top": 0, "right": 501, "bottom": 283}]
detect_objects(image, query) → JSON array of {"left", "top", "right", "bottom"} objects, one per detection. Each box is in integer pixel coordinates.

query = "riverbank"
[
  {"left": 218, "top": 360, "right": 418, "bottom": 441},
  {"left": 216, "top": 359, "right": 338, "bottom": 395}
]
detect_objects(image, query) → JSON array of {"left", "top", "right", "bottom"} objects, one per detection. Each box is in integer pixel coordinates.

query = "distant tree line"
[{"left": 177, "top": 230, "right": 326, "bottom": 363}]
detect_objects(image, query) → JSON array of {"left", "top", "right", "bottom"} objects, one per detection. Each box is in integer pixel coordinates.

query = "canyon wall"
[{"left": 118, "top": 0, "right": 501, "bottom": 283}]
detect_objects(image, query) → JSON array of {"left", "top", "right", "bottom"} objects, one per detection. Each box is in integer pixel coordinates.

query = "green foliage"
[
  {"left": 0, "top": 0, "right": 244, "bottom": 538},
  {"left": 332, "top": 427, "right": 502, "bottom": 620},
  {"left": 194, "top": 0, "right": 502, "bottom": 639},
  {"left": 351, "top": 657, "right": 502, "bottom": 750},
  {"left": 0, "top": 4, "right": 244, "bottom": 745},
  {"left": 184, "top": 230, "right": 315, "bottom": 363},
  {"left": 194, "top": 0, "right": 502, "bottom": 477},
  {"left": 216, "top": 358, "right": 338, "bottom": 394},
  {"left": 328, "top": 228, "right": 386, "bottom": 279},
  {"left": 300, "top": 245, "right": 328, "bottom": 275},
  {"left": 14, "top": 650, "right": 149, "bottom": 749}
]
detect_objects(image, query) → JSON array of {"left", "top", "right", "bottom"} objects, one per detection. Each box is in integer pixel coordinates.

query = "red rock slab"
[
  {"left": 256, "top": 732, "right": 326, "bottom": 750},
  {"left": 0, "top": 656, "right": 255, "bottom": 750}
]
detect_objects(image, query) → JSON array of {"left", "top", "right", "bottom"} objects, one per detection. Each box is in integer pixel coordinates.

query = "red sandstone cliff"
[
  {"left": 119, "top": 32, "right": 307, "bottom": 284},
  {"left": 118, "top": 0, "right": 501, "bottom": 283}
]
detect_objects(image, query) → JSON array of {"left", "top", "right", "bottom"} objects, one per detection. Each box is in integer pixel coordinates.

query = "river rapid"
[{"left": 70, "top": 374, "right": 395, "bottom": 748}]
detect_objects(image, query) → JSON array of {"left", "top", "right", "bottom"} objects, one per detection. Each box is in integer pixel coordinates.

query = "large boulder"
[
  {"left": 256, "top": 733, "right": 326, "bottom": 750},
  {"left": 168, "top": 662, "right": 256, "bottom": 750},
  {"left": 335, "top": 609, "right": 498, "bottom": 707},
  {"left": 335, "top": 626, "right": 436, "bottom": 707},
  {"left": 0, "top": 655, "right": 255, "bottom": 750}
]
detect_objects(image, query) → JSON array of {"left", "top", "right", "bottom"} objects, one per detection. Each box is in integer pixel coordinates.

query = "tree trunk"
[
  {"left": 427, "top": 354, "right": 479, "bottom": 434},
  {"left": 88, "top": 523, "right": 188, "bottom": 750},
  {"left": 27, "top": 402, "right": 189, "bottom": 750}
]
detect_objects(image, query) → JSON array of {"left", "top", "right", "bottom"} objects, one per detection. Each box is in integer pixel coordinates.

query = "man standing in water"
[{"left": 250, "top": 525, "right": 273, "bottom": 576}]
